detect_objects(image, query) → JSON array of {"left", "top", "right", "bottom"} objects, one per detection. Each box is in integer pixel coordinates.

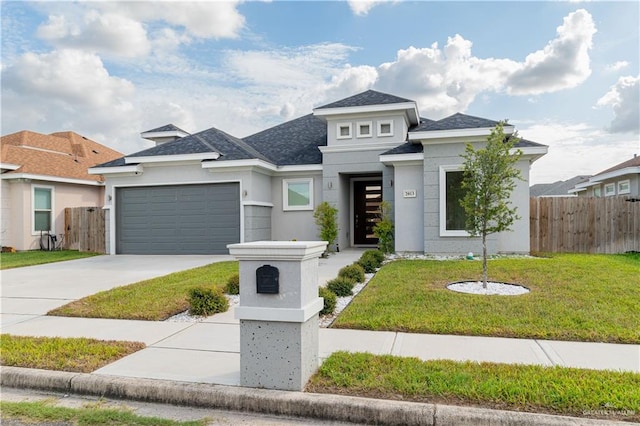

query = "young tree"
[
  {"left": 460, "top": 121, "right": 523, "bottom": 288},
  {"left": 313, "top": 201, "right": 338, "bottom": 254}
]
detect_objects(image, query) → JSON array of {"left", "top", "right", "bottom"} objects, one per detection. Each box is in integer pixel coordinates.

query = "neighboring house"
[
  {"left": 570, "top": 156, "right": 640, "bottom": 197},
  {"left": 1, "top": 131, "right": 123, "bottom": 250},
  {"left": 530, "top": 175, "right": 590, "bottom": 197},
  {"left": 90, "top": 90, "right": 547, "bottom": 256}
]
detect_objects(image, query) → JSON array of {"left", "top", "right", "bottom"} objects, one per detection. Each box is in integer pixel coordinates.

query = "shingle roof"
[
  {"left": 315, "top": 90, "right": 414, "bottom": 109},
  {"left": 381, "top": 143, "right": 424, "bottom": 156},
  {"left": 128, "top": 126, "right": 271, "bottom": 163},
  {"left": 530, "top": 175, "right": 591, "bottom": 197},
  {"left": 594, "top": 156, "right": 640, "bottom": 177},
  {"left": 413, "top": 113, "right": 501, "bottom": 132},
  {"left": 244, "top": 114, "right": 327, "bottom": 166},
  {"left": 142, "top": 124, "right": 189, "bottom": 134},
  {"left": 1, "top": 130, "right": 123, "bottom": 182}
]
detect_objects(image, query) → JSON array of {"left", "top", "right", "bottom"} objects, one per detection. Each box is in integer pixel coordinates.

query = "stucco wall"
[
  {"left": 1, "top": 179, "right": 13, "bottom": 248},
  {"left": 392, "top": 163, "right": 424, "bottom": 252},
  {"left": 325, "top": 112, "right": 409, "bottom": 147},
  {"left": 244, "top": 205, "right": 272, "bottom": 242},
  {"left": 270, "top": 173, "right": 322, "bottom": 242}
]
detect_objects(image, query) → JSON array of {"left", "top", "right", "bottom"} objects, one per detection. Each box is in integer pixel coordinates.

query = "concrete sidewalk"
[{"left": 1, "top": 251, "right": 638, "bottom": 424}]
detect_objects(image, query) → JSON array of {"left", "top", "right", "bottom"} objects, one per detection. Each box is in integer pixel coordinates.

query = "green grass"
[
  {"left": 0, "top": 334, "right": 145, "bottom": 373},
  {"left": 48, "top": 261, "right": 238, "bottom": 320},
  {"left": 0, "top": 250, "right": 100, "bottom": 269},
  {"left": 1, "top": 400, "right": 206, "bottom": 425},
  {"left": 333, "top": 253, "right": 640, "bottom": 343},
  {"left": 308, "top": 352, "right": 640, "bottom": 422}
]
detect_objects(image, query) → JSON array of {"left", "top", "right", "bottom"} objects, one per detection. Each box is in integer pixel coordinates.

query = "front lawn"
[
  {"left": 0, "top": 334, "right": 145, "bottom": 373},
  {"left": 0, "top": 250, "right": 100, "bottom": 270},
  {"left": 308, "top": 351, "right": 640, "bottom": 422},
  {"left": 48, "top": 261, "right": 238, "bottom": 320},
  {"left": 333, "top": 253, "right": 640, "bottom": 343}
]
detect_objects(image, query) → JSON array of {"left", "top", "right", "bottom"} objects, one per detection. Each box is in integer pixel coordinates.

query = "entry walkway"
[{"left": 1, "top": 251, "right": 638, "bottom": 388}]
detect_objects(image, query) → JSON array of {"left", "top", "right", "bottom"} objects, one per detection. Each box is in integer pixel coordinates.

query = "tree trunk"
[{"left": 482, "top": 233, "right": 488, "bottom": 289}]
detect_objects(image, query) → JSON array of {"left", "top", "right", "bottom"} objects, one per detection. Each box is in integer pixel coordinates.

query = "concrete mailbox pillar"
[{"left": 227, "top": 241, "right": 327, "bottom": 391}]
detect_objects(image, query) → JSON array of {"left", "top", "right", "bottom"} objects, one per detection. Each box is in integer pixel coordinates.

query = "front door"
[{"left": 353, "top": 180, "right": 382, "bottom": 245}]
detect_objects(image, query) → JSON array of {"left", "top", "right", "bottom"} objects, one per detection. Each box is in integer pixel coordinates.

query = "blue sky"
[{"left": 1, "top": 1, "right": 638, "bottom": 184}]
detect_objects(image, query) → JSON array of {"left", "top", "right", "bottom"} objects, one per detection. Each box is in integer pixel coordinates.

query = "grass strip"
[
  {"left": 0, "top": 250, "right": 100, "bottom": 269},
  {"left": 0, "top": 334, "right": 145, "bottom": 373},
  {"left": 333, "top": 253, "right": 640, "bottom": 343},
  {"left": 1, "top": 400, "right": 206, "bottom": 425},
  {"left": 308, "top": 352, "right": 640, "bottom": 422},
  {"left": 48, "top": 261, "right": 238, "bottom": 320}
]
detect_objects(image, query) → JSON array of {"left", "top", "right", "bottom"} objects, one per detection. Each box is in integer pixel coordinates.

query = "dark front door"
[{"left": 353, "top": 180, "right": 382, "bottom": 245}]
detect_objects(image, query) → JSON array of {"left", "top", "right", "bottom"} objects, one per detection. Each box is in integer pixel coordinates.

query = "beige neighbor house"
[
  {"left": 1, "top": 131, "right": 123, "bottom": 251},
  {"left": 570, "top": 155, "right": 640, "bottom": 198}
]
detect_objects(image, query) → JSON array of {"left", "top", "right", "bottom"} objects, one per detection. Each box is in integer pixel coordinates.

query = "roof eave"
[
  {"left": 140, "top": 130, "right": 190, "bottom": 139},
  {"left": 124, "top": 152, "right": 221, "bottom": 164},
  {"left": 1, "top": 172, "right": 104, "bottom": 186},
  {"left": 313, "top": 102, "right": 420, "bottom": 125},
  {"left": 409, "top": 125, "right": 515, "bottom": 141},
  {"left": 89, "top": 164, "right": 144, "bottom": 176}
]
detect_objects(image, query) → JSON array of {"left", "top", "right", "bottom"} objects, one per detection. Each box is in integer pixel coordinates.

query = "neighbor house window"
[
  {"left": 33, "top": 185, "right": 54, "bottom": 233},
  {"left": 604, "top": 183, "right": 615, "bottom": 197},
  {"left": 283, "top": 178, "right": 313, "bottom": 211},
  {"left": 618, "top": 180, "right": 630, "bottom": 195},
  {"left": 439, "top": 166, "right": 469, "bottom": 236},
  {"left": 593, "top": 186, "right": 601, "bottom": 197},
  {"left": 377, "top": 120, "right": 394, "bottom": 137},
  {"left": 337, "top": 123, "right": 352, "bottom": 139},
  {"left": 356, "top": 121, "right": 372, "bottom": 138}
]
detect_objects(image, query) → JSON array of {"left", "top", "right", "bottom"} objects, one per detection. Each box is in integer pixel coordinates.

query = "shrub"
[
  {"left": 373, "top": 200, "right": 394, "bottom": 254},
  {"left": 338, "top": 263, "right": 365, "bottom": 283},
  {"left": 319, "top": 287, "right": 337, "bottom": 315},
  {"left": 357, "top": 250, "right": 384, "bottom": 273},
  {"left": 188, "top": 287, "right": 229, "bottom": 316},
  {"left": 225, "top": 274, "right": 240, "bottom": 295},
  {"left": 327, "top": 277, "right": 355, "bottom": 297}
]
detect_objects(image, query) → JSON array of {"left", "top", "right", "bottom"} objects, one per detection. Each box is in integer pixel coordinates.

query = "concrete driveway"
[{"left": 1, "top": 255, "right": 233, "bottom": 316}]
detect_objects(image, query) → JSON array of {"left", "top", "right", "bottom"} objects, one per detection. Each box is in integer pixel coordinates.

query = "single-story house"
[
  {"left": 569, "top": 155, "right": 640, "bottom": 197},
  {"left": 1, "top": 131, "right": 123, "bottom": 251},
  {"left": 90, "top": 90, "right": 547, "bottom": 256}
]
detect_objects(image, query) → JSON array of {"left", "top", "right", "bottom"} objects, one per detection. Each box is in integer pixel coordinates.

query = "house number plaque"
[{"left": 402, "top": 189, "right": 417, "bottom": 198}]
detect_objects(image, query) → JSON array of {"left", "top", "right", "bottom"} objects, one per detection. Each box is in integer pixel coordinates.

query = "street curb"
[{"left": 1, "top": 367, "right": 627, "bottom": 426}]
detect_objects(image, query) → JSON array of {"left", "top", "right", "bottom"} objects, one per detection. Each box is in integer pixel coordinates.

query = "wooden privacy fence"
[
  {"left": 530, "top": 196, "right": 640, "bottom": 254},
  {"left": 64, "top": 207, "right": 106, "bottom": 253}
]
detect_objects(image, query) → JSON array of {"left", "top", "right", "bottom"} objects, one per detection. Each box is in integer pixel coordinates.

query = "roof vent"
[{"left": 141, "top": 124, "right": 190, "bottom": 147}]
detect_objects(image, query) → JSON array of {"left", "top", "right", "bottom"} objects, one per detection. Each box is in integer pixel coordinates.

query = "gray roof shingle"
[
  {"left": 143, "top": 124, "right": 189, "bottom": 134},
  {"left": 413, "top": 113, "right": 501, "bottom": 132},
  {"left": 315, "top": 90, "right": 414, "bottom": 109}
]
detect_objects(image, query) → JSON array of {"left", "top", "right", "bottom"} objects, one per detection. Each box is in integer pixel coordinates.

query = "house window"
[
  {"left": 618, "top": 180, "right": 630, "bottom": 195},
  {"left": 33, "top": 186, "right": 54, "bottom": 233},
  {"left": 337, "top": 123, "right": 352, "bottom": 139},
  {"left": 283, "top": 178, "right": 313, "bottom": 211},
  {"left": 593, "top": 186, "right": 601, "bottom": 197},
  {"left": 439, "top": 166, "right": 469, "bottom": 236},
  {"left": 604, "top": 183, "right": 615, "bottom": 197},
  {"left": 356, "top": 121, "right": 372, "bottom": 138},
  {"left": 377, "top": 120, "right": 394, "bottom": 137}
]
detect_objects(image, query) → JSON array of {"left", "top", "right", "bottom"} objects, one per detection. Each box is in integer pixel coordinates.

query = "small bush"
[
  {"left": 188, "top": 287, "right": 229, "bottom": 316},
  {"left": 357, "top": 250, "right": 384, "bottom": 273},
  {"left": 327, "top": 277, "right": 355, "bottom": 297},
  {"left": 225, "top": 274, "right": 240, "bottom": 295},
  {"left": 319, "top": 287, "right": 337, "bottom": 315},
  {"left": 314, "top": 201, "right": 339, "bottom": 253},
  {"left": 338, "top": 263, "right": 365, "bottom": 283},
  {"left": 373, "top": 200, "right": 394, "bottom": 254}
]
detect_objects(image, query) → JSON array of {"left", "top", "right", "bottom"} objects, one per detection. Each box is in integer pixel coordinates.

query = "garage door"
[{"left": 116, "top": 183, "right": 240, "bottom": 254}]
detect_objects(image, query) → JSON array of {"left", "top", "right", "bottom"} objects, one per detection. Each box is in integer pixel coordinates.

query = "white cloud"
[
  {"left": 596, "top": 75, "right": 640, "bottom": 134},
  {"left": 348, "top": 0, "right": 387, "bottom": 16},
  {"left": 506, "top": 9, "right": 596, "bottom": 95},
  {"left": 605, "top": 61, "right": 629, "bottom": 72},
  {"left": 1, "top": 49, "right": 141, "bottom": 153},
  {"left": 35, "top": 2, "right": 245, "bottom": 59}
]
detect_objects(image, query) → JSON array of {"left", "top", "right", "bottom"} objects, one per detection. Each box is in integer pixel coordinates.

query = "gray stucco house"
[
  {"left": 90, "top": 90, "right": 547, "bottom": 255},
  {"left": 569, "top": 156, "right": 640, "bottom": 198}
]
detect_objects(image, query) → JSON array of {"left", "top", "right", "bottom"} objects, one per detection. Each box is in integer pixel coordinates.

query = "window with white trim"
[
  {"left": 439, "top": 166, "right": 469, "bottom": 236},
  {"left": 604, "top": 183, "right": 615, "bottom": 197},
  {"left": 33, "top": 186, "right": 54, "bottom": 233},
  {"left": 377, "top": 120, "right": 394, "bottom": 137},
  {"left": 618, "top": 180, "right": 630, "bottom": 195},
  {"left": 356, "top": 121, "right": 372, "bottom": 138},
  {"left": 337, "top": 123, "right": 352, "bottom": 139},
  {"left": 283, "top": 178, "right": 314, "bottom": 211},
  {"left": 593, "top": 186, "right": 601, "bottom": 197}
]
